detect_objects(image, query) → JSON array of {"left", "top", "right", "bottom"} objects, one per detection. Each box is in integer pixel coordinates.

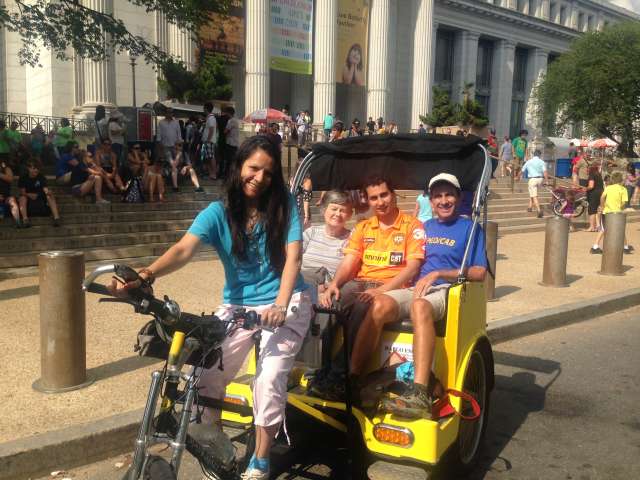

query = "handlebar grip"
[{"left": 85, "top": 283, "right": 113, "bottom": 296}]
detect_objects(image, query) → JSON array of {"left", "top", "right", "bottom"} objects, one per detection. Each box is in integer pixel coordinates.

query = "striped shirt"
[{"left": 302, "top": 226, "right": 351, "bottom": 276}]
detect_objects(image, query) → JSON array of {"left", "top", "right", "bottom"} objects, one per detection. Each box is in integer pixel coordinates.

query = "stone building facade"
[{"left": 0, "top": 0, "right": 637, "bottom": 139}]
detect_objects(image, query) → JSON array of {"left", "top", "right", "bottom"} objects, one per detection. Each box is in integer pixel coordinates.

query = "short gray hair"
[{"left": 321, "top": 190, "right": 353, "bottom": 210}]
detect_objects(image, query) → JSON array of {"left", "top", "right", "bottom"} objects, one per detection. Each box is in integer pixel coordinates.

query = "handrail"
[{"left": 0, "top": 111, "right": 95, "bottom": 135}]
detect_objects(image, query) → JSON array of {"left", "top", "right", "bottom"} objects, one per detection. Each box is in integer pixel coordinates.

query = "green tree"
[
  {"left": 535, "top": 21, "right": 640, "bottom": 157},
  {"left": 420, "top": 86, "right": 457, "bottom": 132},
  {"left": 455, "top": 83, "right": 489, "bottom": 129},
  {"left": 159, "top": 54, "right": 232, "bottom": 103},
  {"left": 0, "top": 0, "right": 230, "bottom": 67}
]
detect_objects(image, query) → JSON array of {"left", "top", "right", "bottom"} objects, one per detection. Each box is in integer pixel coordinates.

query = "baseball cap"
[{"left": 429, "top": 173, "right": 461, "bottom": 191}]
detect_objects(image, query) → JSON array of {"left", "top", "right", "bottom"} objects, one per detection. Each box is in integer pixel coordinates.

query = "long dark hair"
[
  {"left": 345, "top": 43, "right": 363, "bottom": 70},
  {"left": 226, "top": 136, "right": 290, "bottom": 270}
]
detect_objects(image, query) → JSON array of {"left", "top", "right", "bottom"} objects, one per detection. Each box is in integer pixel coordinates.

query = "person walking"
[
  {"left": 323, "top": 112, "right": 334, "bottom": 140},
  {"left": 511, "top": 129, "right": 528, "bottom": 179},
  {"left": 223, "top": 107, "right": 240, "bottom": 178},
  {"left": 202, "top": 102, "right": 218, "bottom": 180},
  {"left": 499, "top": 136, "right": 513, "bottom": 178},
  {"left": 591, "top": 171, "right": 633, "bottom": 254},
  {"left": 519, "top": 149, "right": 548, "bottom": 218},
  {"left": 585, "top": 164, "right": 604, "bottom": 232}
]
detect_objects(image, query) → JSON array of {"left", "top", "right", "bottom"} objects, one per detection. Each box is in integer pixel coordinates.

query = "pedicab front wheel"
[
  {"left": 122, "top": 455, "right": 176, "bottom": 480},
  {"left": 445, "top": 343, "right": 491, "bottom": 473}
]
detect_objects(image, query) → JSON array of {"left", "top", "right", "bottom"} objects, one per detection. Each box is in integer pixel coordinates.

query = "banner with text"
[
  {"left": 199, "top": 0, "right": 245, "bottom": 64},
  {"left": 270, "top": 0, "right": 313, "bottom": 75},
  {"left": 336, "top": 0, "right": 369, "bottom": 86}
]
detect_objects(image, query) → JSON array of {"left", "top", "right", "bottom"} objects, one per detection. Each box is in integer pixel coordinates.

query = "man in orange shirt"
[{"left": 310, "top": 175, "right": 425, "bottom": 400}]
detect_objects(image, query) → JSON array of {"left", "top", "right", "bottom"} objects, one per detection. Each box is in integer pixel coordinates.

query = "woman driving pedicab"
[{"left": 111, "top": 135, "right": 311, "bottom": 480}]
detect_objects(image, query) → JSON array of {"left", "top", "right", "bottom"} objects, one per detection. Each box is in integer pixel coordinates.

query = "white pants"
[{"left": 197, "top": 291, "right": 312, "bottom": 427}]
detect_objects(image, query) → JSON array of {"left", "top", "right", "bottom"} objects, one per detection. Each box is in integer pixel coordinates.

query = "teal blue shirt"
[
  {"left": 323, "top": 114, "right": 334, "bottom": 130},
  {"left": 416, "top": 193, "right": 433, "bottom": 222},
  {"left": 188, "top": 198, "right": 306, "bottom": 305}
]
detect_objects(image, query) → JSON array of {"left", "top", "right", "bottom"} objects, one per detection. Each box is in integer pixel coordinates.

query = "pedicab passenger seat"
[{"left": 383, "top": 285, "right": 451, "bottom": 338}]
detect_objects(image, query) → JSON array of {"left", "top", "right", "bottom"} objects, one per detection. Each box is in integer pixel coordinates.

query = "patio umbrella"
[
  {"left": 244, "top": 108, "right": 291, "bottom": 124},
  {"left": 588, "top": 138, "right": 617, "bottom": 149},
  {"left": 570, "top": 138, "right": 589, "bottom": 147}
]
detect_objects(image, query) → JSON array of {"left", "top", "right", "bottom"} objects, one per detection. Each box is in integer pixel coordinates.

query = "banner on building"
[
  {"left": 336, "top": 0, "right": 369, "bottom": 86},
  {"left": 199, "top": 0, "right": 245, "bottom": 63},
  {"left": 270, "top": 0, "right": 313, "bottom": 75}
]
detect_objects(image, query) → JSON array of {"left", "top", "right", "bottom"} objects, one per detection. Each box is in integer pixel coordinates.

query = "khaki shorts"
[
  {"left": 528, "top": 177, "right": 543, "bottom": 197},
  {"left": 384, "top": 283, "right": 450, "bottom": 322}
]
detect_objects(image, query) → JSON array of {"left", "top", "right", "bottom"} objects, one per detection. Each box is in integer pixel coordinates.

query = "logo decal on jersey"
[
  {"left": 412, "top": 228, "right": 425, "bottom": 240},
  {"left": 389, "top": 252, "right": 404, "bottom": 265},
  {"left": 363, "top": 250, "right": 390, "bottom": 266},
  {"left": 427, "top": 236, "right": 456, "bottom": 247},
  {"left": 393, "top": 234, "right": 405, "bottom": 245},
  {"left": 364, "top": 237, "right": 376, "bottom": 244}
]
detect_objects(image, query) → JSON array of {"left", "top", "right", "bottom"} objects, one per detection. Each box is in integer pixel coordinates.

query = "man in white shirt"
[
  {"left": 157, "top": 108, "right": 182, "bottom": 171},
  {"left": 202, "top": 102, "right": 218, "bottom": 180},
  {"left": 223, "top": 107, "right": 240, "bottom": 178},
  {"left": 519, "top": 149, "right": 549, "bottom": 218}
]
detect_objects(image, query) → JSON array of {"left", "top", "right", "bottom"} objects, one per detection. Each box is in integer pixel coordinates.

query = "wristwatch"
[
  {"left": 138, "top": 268, "right": 155, "bottom": 285},
  {"left": 270, "top": 304, "right": 287, "bottom": 315}
]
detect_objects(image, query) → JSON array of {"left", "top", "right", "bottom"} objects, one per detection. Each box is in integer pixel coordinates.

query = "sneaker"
[
  {"left": 195, "top": 187, "right": 204, "bottom": 193},
  {"left": 590, "top": 247, "right": 603, "bottom": 254},
  {"left": 527, "top": 207, "right": 532, "bottom": 212},
  {"left": 52, "top": 218, "right": 61, "bottom": 227},
  {"left": 537, "top": 211, "right": 544, "bottom": 218},
  {"left": 240, "top": 467, "right": 269, "bottom": 480},
  {"left": 380, "top": 383, "right": 432, "bottom": 419},
  {"left": 96, "top": 198, "right": 110, "bottom": 204},
  {"left": 307, "top": 374, "right": 345, "bottom": 402},
  {"left": 15, "top": 219, "right": 22, "bottom": 229},
  {"left": 623, "top": 245, "right": 633, "bottom": 254},
  {"left": 23, "top": 220, "right": 32, "bottom": 228}
]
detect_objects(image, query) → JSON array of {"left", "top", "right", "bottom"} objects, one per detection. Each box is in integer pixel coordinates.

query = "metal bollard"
[
  {"left": 540, "top": 216, "right": 570, "bottom": 287},
  {"left": 33, "top": 251, "right": 93, "bottom": 393},
  {"left": 600, "top": 212, "right": 626, "bottom": 276},
  {"left": 485, "top": 221, "right": 498, "bottom": 301}
]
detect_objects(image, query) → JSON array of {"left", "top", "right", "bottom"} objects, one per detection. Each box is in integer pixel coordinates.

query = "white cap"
[{"left": 429, "top": 173, "right": 461, "bottom": 191}]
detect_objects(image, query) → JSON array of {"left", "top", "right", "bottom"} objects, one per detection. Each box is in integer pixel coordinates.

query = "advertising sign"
[
  {"left": 199, "top": 0, "right": 245, "bottom": 63},
  {"left": 270, "top": 0, "right": 313, "bottom": 75},
  {"left": 336, "top": 0, "right": 369, "bottom": 86}
]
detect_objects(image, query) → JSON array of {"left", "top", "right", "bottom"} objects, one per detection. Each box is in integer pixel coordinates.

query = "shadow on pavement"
[
  {"left": 493, "top": 285, "right": 520, "bottom": 299},
  {"left": 87, "top": 355, "right": 161, "bottom": 382},
  {"left": 0, "top": 284, "right": 39, "bottom": 301},
  {"left": 565, "top": 274, "right": 583, "bottom": 285},
  {"left": 430, "top": 350, "right": 562, "bottom": 480}
]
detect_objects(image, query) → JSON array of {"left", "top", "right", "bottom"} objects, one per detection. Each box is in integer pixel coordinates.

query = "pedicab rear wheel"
[{"left": 444, "top": 344, "right": 491, "bottom": 473}]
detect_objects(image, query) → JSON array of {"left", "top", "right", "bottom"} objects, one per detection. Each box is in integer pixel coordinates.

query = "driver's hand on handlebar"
[
  {"left": 262, "top": 306, "right": 286, "bottom": 328},
  {"left": 107, "top": 270, "right": 153, "bottom": 297},
  {"left": 320, "top": 283, "right": 340, "bottom": 308}
]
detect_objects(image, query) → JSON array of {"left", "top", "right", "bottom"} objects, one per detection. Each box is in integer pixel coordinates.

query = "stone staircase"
[{"left": 1, "top": 177, "right": 638, "bottom": 278}]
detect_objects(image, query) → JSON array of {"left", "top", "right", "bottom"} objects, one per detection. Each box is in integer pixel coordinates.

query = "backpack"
[{"left": 122, "top": 176, "right": 145, "bottom": 203}]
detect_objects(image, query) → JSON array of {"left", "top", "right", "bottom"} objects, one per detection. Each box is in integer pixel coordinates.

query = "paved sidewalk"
[{"left": 1, "top": 225, "right": 638, "bottom": 446}]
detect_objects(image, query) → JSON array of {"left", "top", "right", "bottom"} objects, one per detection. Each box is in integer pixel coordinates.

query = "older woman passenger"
[{"left": 301, "top": 190, "right": 353, "bottom": 296}]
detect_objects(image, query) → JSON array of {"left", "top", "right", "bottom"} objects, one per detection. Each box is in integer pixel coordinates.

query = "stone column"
[
  {"left": 410, "top": 0, "right": 435, "bottom": 130},
  {"left": 596, "top": 12, "right": 605, "bottom": 31},
  {"left": 541, "top": 0, "right": 551, "bottom": 20},
  {"left": 489, "top": 40, "right": 515, "bottom": 139},
  {"left": 74, "top": 0, "right": 117, "bottom": 115},
  {"left": 570, "top": 2, "right": 579, "bottom": 30},
  {"left": 505, "top": 0, "right": 517, "bottom": 9},
  {"left": 245, "top": 0, "right": 270, "bottom": 115},
  {"left": 524, "top": 48, "right": 548, "bottom": 138},
  {"left": 429, "top": 22, "right": 439, "bottom": 113},
  {"left": 367, "top": 0, "right": 393, "bottom": 122},
  {"left": 452, "top": 30, "right": 479, "bottom": 103},
  {"left": 169, "top": 24, "right": 196, "bottom": 71},
  {"left": 313, "top": 0, "right": 337, "bottom": 124}
]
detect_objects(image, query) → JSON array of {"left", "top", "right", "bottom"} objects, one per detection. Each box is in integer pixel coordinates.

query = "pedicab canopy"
[{"left": 308, "top": 133, "right": 486, "bottom": 192}]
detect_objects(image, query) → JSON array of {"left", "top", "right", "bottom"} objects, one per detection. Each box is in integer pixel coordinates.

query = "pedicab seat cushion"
[{"left": 384, "top": 317, "right": 447, "bottom": 338}]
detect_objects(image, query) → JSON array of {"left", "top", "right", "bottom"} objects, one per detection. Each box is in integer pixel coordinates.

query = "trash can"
[{"left": 555, "top": 158, "right": 572, "bottom": 178}]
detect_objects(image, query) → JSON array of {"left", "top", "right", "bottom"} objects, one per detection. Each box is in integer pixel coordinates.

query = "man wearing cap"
[{"left": 352, "top": 173, "right": 487, "bottom": 417}]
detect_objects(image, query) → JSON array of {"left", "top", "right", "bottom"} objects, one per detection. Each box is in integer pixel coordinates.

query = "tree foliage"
[
  {"left": 159, "top": 54, "right": 232, "bottom": 103},
  {"left": 0, "top": 0, "right": 230, "bottom": 67},
  {"left": 420, "top": 86, "right": 457, "bottom": 132},
  {"left": 420, "top": 84, "right": 489, "bottom": 132},
  {"left": 535, "top": 21, "right": 640, "bottom": 157}
]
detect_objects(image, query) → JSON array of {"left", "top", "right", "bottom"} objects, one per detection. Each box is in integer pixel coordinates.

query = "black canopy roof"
[{"left": 308, "top": 133, "right": 486, "bottom": 191}]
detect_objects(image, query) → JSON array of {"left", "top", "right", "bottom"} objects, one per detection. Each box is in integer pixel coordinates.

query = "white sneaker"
[
  {"left": 240, "top": 467, "right": 269, "bottom": 480},
  {"left": 96, "top": 198, "right": 110, "bottom": 204}
]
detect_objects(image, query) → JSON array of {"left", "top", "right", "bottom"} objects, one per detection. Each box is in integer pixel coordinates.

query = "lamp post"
[{"left": 129, "top": 52, "right": 138, "bottom": 107}]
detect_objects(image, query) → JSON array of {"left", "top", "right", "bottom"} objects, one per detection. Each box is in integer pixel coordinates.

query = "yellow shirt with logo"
[
  {"left": 602, "top": 184, "right": 628, "bottom": 214},
  {"left": 343, "top": 212, "right": 425, "bottom": 282}
]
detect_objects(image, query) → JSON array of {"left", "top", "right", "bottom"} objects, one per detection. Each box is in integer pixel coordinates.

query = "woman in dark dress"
[{"left": 585, "top": 164, "right": 604, "bottom": 232}]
